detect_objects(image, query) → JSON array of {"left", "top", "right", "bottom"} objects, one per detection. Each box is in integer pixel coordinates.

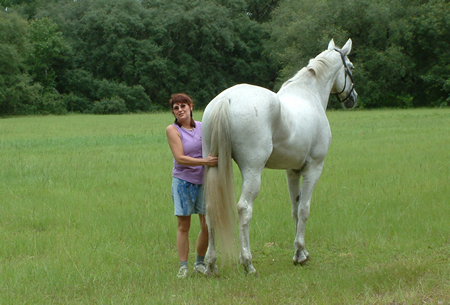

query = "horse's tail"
[{"left": 204, "top": 97, "right": 236, "bottom": 262}]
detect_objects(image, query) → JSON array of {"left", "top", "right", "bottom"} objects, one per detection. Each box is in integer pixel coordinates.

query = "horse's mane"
[
  {"left": 306, "top": 50, "right": 334, "bottom": 79},
  {"left": 280, "top": 50, "right": 334, "bottom": 90}
]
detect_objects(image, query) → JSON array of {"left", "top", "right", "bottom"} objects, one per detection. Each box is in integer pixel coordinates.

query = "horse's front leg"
[
  {"left": 204, "top": 216, "right": 218, "bottom": 276},
  {"left": 292, "top": 164, "right": 324, "bottom": 265},
  {"left": 237, "top": 168, "right": 262, "bottom": 275}
]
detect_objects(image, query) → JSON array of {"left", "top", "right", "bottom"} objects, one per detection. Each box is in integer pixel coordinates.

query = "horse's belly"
[
  {"left": 265, "top": 148, "right": 308, "bottom": 170},
  {"left": 265, "top": 132, "right": 330, "bottom": 170}
]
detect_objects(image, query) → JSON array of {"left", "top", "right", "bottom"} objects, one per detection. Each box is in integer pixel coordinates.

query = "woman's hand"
[{"left": 204, "top": 154, "right": 218, "bottom": 167}]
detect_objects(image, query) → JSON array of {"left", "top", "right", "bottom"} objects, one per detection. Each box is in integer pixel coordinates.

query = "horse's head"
[{"left": 329, "top": 39, "right": 358, "bottom": 108}]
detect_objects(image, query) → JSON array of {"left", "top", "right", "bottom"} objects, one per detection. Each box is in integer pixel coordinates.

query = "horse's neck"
[{"left": 278, "top": 69, "right": 335, "bottom": 111}]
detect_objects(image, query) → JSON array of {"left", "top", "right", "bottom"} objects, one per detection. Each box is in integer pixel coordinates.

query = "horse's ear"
[
  {"left": 307, "top": 66, "right": 316, "bottom": 77},
  {"left": 341, "top": 39, "right": 353, "bottom": 56},
  {"left": 328, "top": 39, "right": 335, "bottom": 51}
]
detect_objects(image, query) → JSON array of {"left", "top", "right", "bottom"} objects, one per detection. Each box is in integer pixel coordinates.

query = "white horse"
[{"left": 202, "top": 39, "right": 357, "bottom": 275}]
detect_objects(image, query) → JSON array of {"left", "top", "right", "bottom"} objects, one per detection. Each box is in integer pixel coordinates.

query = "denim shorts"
[{"left": 172, "top": 177, "right": 205, "bottom": 216}]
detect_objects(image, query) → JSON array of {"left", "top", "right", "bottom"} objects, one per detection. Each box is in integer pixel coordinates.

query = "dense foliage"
[
  {"left": 0, "top": 0, "right": 448, "bottom": 114},
  {"left": 268, "top": 0, "right": 450, "bottom": 109}
]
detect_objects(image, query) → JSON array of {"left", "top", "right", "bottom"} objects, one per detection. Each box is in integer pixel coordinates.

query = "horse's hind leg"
[
  {"left": 291, "top": 163, "right": 324, "bottom": 265},
  {"left": 237, "top": 166, "right": 263, "bottom": 275},
  {"left": 204, "top": 218, "right": 219, "bottom": 275}
]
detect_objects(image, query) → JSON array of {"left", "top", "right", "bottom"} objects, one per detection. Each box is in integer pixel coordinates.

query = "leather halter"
[{"left": 332, "top": 48, "right": 355, "bottom": 103}]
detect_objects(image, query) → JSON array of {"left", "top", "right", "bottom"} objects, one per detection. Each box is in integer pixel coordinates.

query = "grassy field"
[{"left": 1, "top": 108, "right": 449, "bottom": 304}]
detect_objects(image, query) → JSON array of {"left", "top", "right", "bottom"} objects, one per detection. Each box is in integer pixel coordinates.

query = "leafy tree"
[
  {"left": 34, "top": 0, "right": 157, "bottom": 112},
  {"left": 27, "top": 17, "right": 71, "bottom": 92},
  {"left": 3, "top": 0, "right": 447, "bottom": 113},
  {"left": 266, "top": 0, "right": 450, "bottom": 108},
  {"left": 266, "top": 0, "right": 343, "bottom": 90},
  {"left": 37, "top": 0, "right": 275, "bottom": 110},
  {"left": 410, "top": 0, "right": 450, "bottom": 107},
  {"left": 144, "top": 0, "right": 276, "bottom": 107},
  {"left": 245, "top": 0, "right": 281, "bottom": 22},
  {"left": 1, "top": 0, "right": 54, "bottom": 19},
  {"left": 92, "top": 96, "right": 127, "bottom": 114},
  {"left": 0, "top": 12, "right": 40, "bottom": 114}
]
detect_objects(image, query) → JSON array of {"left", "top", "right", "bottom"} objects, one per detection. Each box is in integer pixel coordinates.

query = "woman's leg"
[
  {"left": 196, "top": 214, "right": 208, "bottom": 256},
  {"left": 177, "top": 216, "right": 191, "bottom": 262}
]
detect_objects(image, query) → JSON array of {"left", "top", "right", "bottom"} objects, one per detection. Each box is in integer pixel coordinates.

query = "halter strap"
[{"left": 332, "top": 48, "right": 355, "bottom": 103}]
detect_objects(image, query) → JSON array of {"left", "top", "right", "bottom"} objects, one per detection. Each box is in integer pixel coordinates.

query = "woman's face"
[{"left": 172, "top": 102, "right": 192, "bottom": 122}]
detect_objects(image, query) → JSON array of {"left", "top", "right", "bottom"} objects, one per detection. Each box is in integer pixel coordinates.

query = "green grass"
[{"left": 1, "top": 109, "right": 449, "bottom": 304}]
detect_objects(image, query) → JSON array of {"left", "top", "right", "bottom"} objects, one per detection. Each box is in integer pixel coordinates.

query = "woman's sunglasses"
[{"left": 173, "top": 104, "right": 188, "bottom": 111}]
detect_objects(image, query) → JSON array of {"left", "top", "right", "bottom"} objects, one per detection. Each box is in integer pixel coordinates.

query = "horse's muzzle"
[{"left": 344, "top": 90, "right": 358, "bottom": 108}]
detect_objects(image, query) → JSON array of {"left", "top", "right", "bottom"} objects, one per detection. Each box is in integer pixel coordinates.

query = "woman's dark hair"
[{"left": 169, "top": 93, "right": 196, "bottom": 128}]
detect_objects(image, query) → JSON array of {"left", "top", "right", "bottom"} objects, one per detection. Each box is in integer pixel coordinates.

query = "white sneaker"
[
  {"left": 193, "top": 263, "right": 207, "bottom": 275},
  {"left": 177, "top": 265, "right": 188, "bottom": 279}
]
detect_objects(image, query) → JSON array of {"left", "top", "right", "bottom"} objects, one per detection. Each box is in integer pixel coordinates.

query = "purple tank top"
[{"left": 172, "top": 121, "right": 204, "bottom": 185}]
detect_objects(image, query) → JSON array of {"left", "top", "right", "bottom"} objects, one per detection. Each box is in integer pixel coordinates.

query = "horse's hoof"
[
  {"left": 244, "top": 264, "right": 258, "bottom": 276},
  {"left": 246, "top": 270, "right": 258, "bottom": 277},
  {"left": 294, "top": 259, "right": 308, "bottom": 266},
  {"left": 293, "top": 251, "right": 310, "bottom": 266},
  {"left": 206, "top": 264, "right": 219, "bottom": 276}
]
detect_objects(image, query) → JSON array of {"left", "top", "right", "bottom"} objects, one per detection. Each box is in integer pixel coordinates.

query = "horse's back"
[{"left": 203, "top": 84, "right": 280, "bottom": 168}]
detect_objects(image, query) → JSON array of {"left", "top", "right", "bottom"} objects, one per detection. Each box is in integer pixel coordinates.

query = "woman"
[{"left": 166, "top": 93, "right": 218, "bottom": 278}]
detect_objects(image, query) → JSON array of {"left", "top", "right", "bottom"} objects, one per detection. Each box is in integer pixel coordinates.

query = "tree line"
[{"left": 0, "top": 0, "right": 448, "bottom": 115}]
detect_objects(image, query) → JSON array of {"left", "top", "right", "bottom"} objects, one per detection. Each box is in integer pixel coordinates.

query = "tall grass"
[{"left": 0, "top": 109, "right": 449, "bottom": 304}]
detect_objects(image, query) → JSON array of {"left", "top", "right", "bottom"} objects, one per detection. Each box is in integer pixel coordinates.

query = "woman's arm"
[{"left": 166, "top": 125, "right": 218, "bottom": 167}]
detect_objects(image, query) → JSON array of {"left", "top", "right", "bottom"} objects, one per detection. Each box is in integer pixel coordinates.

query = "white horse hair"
[{"left": 202, "top": 39, "right": 357, "bottom": 275}]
